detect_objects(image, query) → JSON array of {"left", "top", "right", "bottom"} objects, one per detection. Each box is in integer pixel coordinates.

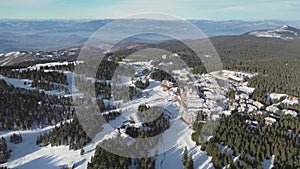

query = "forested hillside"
[
  {"left": 37, "top": 115, "right": 90, "bottom": 150},
  {"left": 0, "top": 79, "right": 72, "bottom": 130},
  {"left": 224, "top": 59, "right": 300, "bottom": 111},
  {"left": 196, "top": 114, "right": 300, "bottom": 169}
]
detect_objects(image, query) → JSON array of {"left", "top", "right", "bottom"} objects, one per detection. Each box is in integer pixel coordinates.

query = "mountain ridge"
[
  {"left": 246, "top": 25, "right": 300, "bottom": 40},
  {"left": 1, "top": 20, "right": 300, "bottom": 53}
]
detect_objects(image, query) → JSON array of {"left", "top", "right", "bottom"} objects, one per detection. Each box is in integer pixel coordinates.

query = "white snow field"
[{"left": 0, "top": 121, "right": 95, "bottom": 169}]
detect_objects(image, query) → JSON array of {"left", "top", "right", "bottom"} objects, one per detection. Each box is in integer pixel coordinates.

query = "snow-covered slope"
[
  {"left": 247, "top": 25, "right": 300, "bottom": 40},
  {"left": 0, "top": 51, "right": 34, "bottom": 66}
]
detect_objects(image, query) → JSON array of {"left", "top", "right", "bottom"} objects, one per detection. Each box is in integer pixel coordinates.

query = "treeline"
[
  {"left": 102, "top": 111, "right": 121, "bottom": 122},
  {"left": 0, "top": 79, "right": 72, "bottom": 130},
  {"left": 134, "top": 79, "right": 150, "bottom": 90},
  {"left": 0, "top": 137, "right": 10, "bottom": 164},
  {"left": 10, "top": 133, "right": 22, "bottom": 144},
  {"left": 191, "top": 113, "right": 207, "bottom": 145},
  {"left": 96, "top": 60, "right": 118, "bottom": 80},
  {"left": 150, "top": 69, "right": 176, "bottom": 82},
  {"left": 197, "top": 114, "right": 300, "bottom": 168},
  {"left": 36, "top": 108, "right": 121, "bottom": 150},
  {"left": 87, "top": 144, "right": 156, "bottom": 169},
  {"left": 95, "top": 81, "right": 111, "bottom": 99},
  {"left": 96, "top": 98, "right": 116, "bottom": 113},
  {"left": 31, "top": 80, "right": 69, "bottom": 93},
  {"left": 74, "top": 76, "right": 112, "bottom": 98},
  {"left": 182, "top": 147, "right": 194, "bottom": 169},
  {"left": 36, "top": 115, "right": 91, "bottom": 150},
  {"left": 0, "top": 68, "right": 68, "bottom": 85},
  {"left": 126, "top": 105, "right": 170, "bottom": 138},
  {"left": 38, "top": 62, "right": 76, "bottom": 72},
  {"left": 88, "top": 145, "right": 131, "bottom": 169},
  {"left": 112, "top": 85, "right": 142, "bottom": 101}
]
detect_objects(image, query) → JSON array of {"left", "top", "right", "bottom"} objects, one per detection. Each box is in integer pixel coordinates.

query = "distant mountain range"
[
  {"left": 246, "top": 25, "right": 300, "bottom": 40},
  {"left": 1, "top": 24, "right": 300, "bottom": 66},
  {"left": 0, "top": 19, "right": 300, "bottom": 53}
]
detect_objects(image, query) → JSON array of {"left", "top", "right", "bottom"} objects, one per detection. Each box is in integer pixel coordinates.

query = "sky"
[{"left": 0, "top": 0, "right": 299, "bottom": 20}]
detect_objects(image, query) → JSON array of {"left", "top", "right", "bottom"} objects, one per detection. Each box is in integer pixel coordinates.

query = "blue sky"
[{"left": 0, "top": 0, "right": 299, "bottom": 20}]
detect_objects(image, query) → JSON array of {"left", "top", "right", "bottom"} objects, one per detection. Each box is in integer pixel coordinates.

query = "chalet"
[
  {"left": 161, "top": 80, "right": 173, "bottom": 88},
  {"left": 228, "top": 75, "right": 243, "bottom": 83},
  {"left": 183, "top": 88, "right": 204, "bottom": 109},
  {"left": 176, "top": 76, "right": 189, "bottom": 84},
  {"left": 247, "top": 104, "right": 258, "bottom": 112},
  {"left": 169, "top": 87, "right": 181, "bottom": 95},
  {"left": 211, "top": 114, "right": 220, "bottom": 121},
  {"left": 239, "top": 93, "right": 249, "bottom": 100},
  {"left": 246, "top": 120, "right": 258, "bottom": 127},
  {"left": 251, "top": 121, "right": 259, "bottom": 126},
  {"left": 253, "top": 101, "right": 264, "bottom": 109},
  {"left": 229, "top": 102, "right": 238, "bottom": 111},
  {"left": 222, "top": 111, "right": 231, "bottom": 116},
  {"left": 229, "top": 98, "right": 235, "bottom": 103},
  {"left": 238, "top": 104, "right": 246, "bottom": 113},
  {"left": 283, "top": 109, "right": 297, "bottom": 117},
  {"left": 255, "top": 111, "right": 263, "bottom": 116},
  {"left": 266, "top": 105, "right": 279, "bottom": 113},
  {"left": 182, "top": 110, "right": 198, "bottom": 124},
  {"left": 288, "top": 95, "right": 298, "bottom": 100},
  {"left": 265, "top": 117, "right": 277, "bottom": 125}
]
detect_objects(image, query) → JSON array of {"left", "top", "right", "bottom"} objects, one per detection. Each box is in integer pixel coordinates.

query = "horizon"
[
  {"left": 0, "top": 18, "right": 299, "bottom": 22},
  {"left": 0, "top": 0, "right": 299, "bottom": 20}
]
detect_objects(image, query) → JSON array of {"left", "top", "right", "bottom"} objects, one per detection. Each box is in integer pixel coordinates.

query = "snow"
[
  {"left": 269, "top": 93, "right": 287, "bottom": 100},
  {"left": 0, "top": 52, "right": 27, "bottom": 66},
  {"left": 0, "top": 75, "right": 32, "bottom": 89},
  {"left": 263, "top": 155, "right": 275, "bottom": 169},
  {"left": 282, "top": 98, "right": 298, "bottom": 105},
  {"left": 172, "top": 69, "right": 189, "bottom": 76},
  {"left": 0, "top": 75, "right": 74, "bottom": 97},
  {"left": 4, "top": 51, "right": 23, "bottom": 57},
  {"left": 265, "top": 117, "right": 277, "bottom": 124},
  {"left": 153, "top": 118, "right": 213, "bottom": 169},
  {"left": 219, "top": 70, "right": 256, "bottom": 79},
  {"left": 86, "top": 71, "right": 213, "bottom": 168},
  {"left": 0, "top": 121, "right": 94, "bottom": 169},
  {"left": 283, "top": 109, "right": 298, "bottom": 117},
  {"left": 238, "top": 86, "right": 255, "bottom": 94},
  {"left": 228, "top": 75, "right": 243, "bottom": 82},
  {"left": 1, "top": 59, "right": 273, "bottom": 169},
  {"left": 117, "top": 75, "right": 132, "bottom": 86},
  {"left": 0, "top": 120, "right": 101, "bottom": 169},
  {"left": 0, "top": 69, "right": 83, "bottom": 98},
  {"left": 158, "top": 62, "right": 173, "bottom": 67},
  {"left": 249, "top": 25, "right": 298, "bottom": 40},
  {"left": 27, "top": 61, "right": 83, "bottom": 71},
  {"left": 6, "top": 146, "right": 84, "bottom": 169}
]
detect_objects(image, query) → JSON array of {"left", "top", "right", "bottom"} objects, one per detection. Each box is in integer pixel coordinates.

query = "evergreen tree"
[{"left": 182, "top": 146, "right": 188, "bottom": 166}]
